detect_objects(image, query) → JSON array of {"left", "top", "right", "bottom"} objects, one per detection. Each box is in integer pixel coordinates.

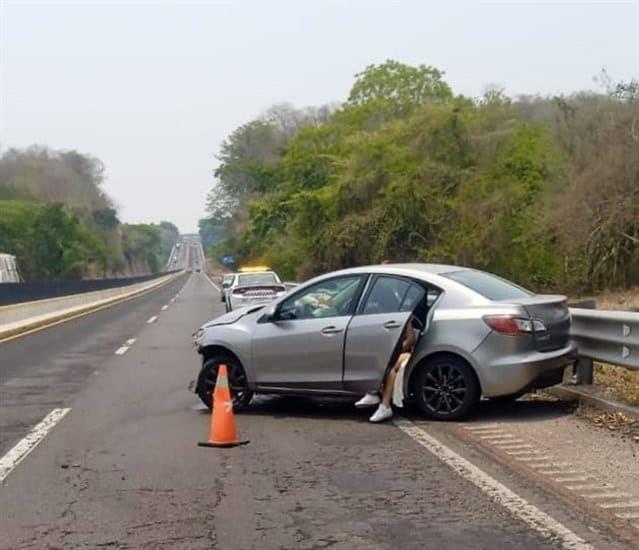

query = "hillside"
[{"left": 0, "top": 146, "right": 179, "bottom": 281}]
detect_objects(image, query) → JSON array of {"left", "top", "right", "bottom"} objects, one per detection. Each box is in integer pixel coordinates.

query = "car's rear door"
[
  {"left": 342, "top": 276, "right": 425, "bottom": 391},
  {"left": 252, "top": 274, "right": 367, "bottom": 391}
]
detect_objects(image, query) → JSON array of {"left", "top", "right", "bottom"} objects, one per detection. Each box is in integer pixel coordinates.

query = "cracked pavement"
[{"left": 0, "top": 274, "right": 635, "bottom": 549}]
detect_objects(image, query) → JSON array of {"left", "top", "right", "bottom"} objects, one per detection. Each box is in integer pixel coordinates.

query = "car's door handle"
[
  {"left": 383, "top": 320, "right": 402, "bottom": 329},
  {"left": 320, "top": 326, "right": 344, "bottom": 335}
]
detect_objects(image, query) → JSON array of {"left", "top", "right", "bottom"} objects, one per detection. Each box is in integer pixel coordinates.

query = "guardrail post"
[
  {"left": 574, "top": 357, "right": 594, "bottom": 385},
  {"left": 567, "top": 298, "right": 596, "bottom": 385}
]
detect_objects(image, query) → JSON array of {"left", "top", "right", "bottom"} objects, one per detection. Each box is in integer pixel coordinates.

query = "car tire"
[
  {"left": 197, "top": 355, "right": 253, "bottom": 411},
  {"left": 413, "top": 355, "right": 480, "bottom": 421}
]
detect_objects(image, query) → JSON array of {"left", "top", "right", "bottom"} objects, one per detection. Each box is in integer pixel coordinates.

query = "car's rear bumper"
[{"left": 476, "top": 342, "right": 578, "bottom": 397}]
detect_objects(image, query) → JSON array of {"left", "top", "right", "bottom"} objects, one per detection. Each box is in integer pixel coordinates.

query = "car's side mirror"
[
  {"left": 258, "top": 304, "right": 278, "bottom": 323},
  {"left": 222, "top": 282, "right": 230, "bottom": 289}
]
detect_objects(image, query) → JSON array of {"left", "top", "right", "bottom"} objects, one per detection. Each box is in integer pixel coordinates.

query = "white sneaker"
[
  {"left": 355, "top": 393, "right": 381, "bottom": 408},
  {"left": 369, "top": 404, "right": 393, "bottom": 423}
]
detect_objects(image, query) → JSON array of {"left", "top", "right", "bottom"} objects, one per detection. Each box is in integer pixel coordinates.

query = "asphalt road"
[{"left": 0, "top": 273, "right": 634, "bottom": 549}]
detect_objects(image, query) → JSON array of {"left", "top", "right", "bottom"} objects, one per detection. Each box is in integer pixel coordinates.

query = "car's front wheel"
[
  {"left": 413, "top": 355, "right": 480, "bottom": 420},
  {"left": 197, "top": 355, "right": 253, "bottom": 411}
]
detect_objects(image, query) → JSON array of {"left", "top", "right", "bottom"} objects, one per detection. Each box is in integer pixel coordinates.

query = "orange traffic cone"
[{"left": 198, "top": 364, "right": 249, "bottom": 448}]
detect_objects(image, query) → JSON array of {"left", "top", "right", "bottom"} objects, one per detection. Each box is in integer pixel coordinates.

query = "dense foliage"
[
  {"left": 0, "top": 147, "right": 179, "bottom": 281},
  {"left": 203, "top": 61, "right": 638, "bottom": 292}
]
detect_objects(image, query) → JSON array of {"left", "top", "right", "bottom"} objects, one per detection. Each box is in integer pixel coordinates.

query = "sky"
[{"left": 1, "top": 0, "right": 638, "bottom": 233}]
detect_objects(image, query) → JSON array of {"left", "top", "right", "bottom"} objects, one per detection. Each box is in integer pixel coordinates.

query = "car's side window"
[
  {"left": 399, "top": 283, "right": 426, "bottom": 312},
  {"left": 361, "top": 276, "right": 412, "bottom": 315},
  {"left": 277, "top": 276, "right": 364, "bottom": 321}
]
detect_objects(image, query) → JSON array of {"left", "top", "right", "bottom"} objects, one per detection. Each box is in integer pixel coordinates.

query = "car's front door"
[
  {"left": 343, "top": 276, "right": 425, "bottom": 392},
  {"left": 252, "top": 275, "right": 367, "bottom": 391}
]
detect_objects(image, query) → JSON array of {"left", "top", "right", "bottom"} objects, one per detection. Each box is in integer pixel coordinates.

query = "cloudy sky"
[{"left": 2, "top": 0, "right": 637, "bottom": 232}]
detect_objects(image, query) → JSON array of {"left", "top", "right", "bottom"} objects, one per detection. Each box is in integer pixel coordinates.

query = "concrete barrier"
[{"left": 0, "top": 272, "right": 184, "bottom": 342}]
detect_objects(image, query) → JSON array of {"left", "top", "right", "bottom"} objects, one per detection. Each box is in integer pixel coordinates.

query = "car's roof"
[{"left": 328, "top": 263, "right": 470, "bottom": 277}]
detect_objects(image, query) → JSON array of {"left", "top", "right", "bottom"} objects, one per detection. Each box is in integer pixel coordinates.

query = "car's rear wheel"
[
  {"left": 413, "top": 356, "right": 480, "bottom": 420},
  {"left": 197, "top": 355, "right": 253, "bottom": 411}
]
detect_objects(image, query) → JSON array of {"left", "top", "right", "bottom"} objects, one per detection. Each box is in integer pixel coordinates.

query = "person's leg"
[{"left": 381, "top": 365, "right": 399, "bottom": 406}]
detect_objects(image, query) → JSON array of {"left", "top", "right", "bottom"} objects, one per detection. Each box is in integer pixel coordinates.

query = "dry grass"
[
  {"left": 594, "top": 363, "right": 639, "bottom": 406},
  {"left": 576, "top": 405, "right": 639, "bottom": 443},
  {"left": 574, "top": 286, "right": 639, "bottom": 311}
]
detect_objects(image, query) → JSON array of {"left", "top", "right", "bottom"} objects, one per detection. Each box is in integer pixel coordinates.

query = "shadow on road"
[
  {"left": 462, "top": 395, "right": 577, "bottom": 424},
  {"left": 225, "top": 393, "right": 578, "bottom": 426}
]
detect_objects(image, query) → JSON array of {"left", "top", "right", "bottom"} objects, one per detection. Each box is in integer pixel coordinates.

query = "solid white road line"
[
  {"left": 161, "top": 305, "right": 168, "bottom": 311},
  {"left": 0, "top": 408, "right": 71, "bottom": 483},
  {"left": 126, "top": 338, "right": 136, "bottom": 345},
  {"left": 114, "top": 346, "right": 129, "bottom": 355},
  {"left": 147, "top": 316, "right": 158, "bottom": 324},
  {"left": 394, "top": 419, "right": 593, "bottom": 550}
]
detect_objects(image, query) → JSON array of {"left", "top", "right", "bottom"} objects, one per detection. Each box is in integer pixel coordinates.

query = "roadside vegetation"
[
  {"left": 0, "top": 146, "right": 179, "bottom": 281},
  {"left": 201, "top": 60, "right": 638, "bottom": 294}
]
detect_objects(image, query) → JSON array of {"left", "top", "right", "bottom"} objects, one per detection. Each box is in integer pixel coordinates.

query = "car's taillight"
[{"left": 483, "top": 315, "right": 546, "bottom": 335}]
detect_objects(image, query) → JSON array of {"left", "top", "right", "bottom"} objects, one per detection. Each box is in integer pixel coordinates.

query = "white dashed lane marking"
[
  {"left": 396, "top": 419, "right": 593, "bottom": 549},
  {"left": 147, "top": 316, "right": 158, "bottom": 324},
  {"left": 114, "top": 346, "right": 129, "bottom": 355},
  {"left": 0, "top": 408, "right": 71, "bottom": 483},
  {"left": 161, "top": 305, "right": 168, "bottom": 311},
  {"left": 126, "top": 338, "right": 136, "bottom": 345}
]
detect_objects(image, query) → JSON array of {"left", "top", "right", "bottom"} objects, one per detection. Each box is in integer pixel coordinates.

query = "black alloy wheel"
[
  {"left": 414, "top": 356, "right": 480, "bottom": 420},
  {"left": 197, "top": 355, "right": 253, "bottom": 411}
]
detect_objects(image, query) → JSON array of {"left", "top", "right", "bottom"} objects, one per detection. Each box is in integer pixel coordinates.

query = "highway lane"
[
  {"left": 0, "top": 273, "right": 633, "bottom": 549},
  {"left": 0, "top": 274, "right": 189, "bottom": 456}
]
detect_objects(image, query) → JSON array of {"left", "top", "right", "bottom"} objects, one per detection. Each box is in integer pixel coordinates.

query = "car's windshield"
[
  {"left": 444, "top": 270, "right": 533, "bottom": 300},
  {"left": 238, "top": 272, "right": 278, "bottom": 286}
]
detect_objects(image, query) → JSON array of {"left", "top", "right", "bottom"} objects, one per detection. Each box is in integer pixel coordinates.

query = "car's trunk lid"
[{"left": 502, "top": 295, "right": 571, "bottom": 352}]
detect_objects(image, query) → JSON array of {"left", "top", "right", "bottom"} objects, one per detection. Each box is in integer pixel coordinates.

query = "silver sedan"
[{"left": 192, "top": 264, "right": 576, "bottom": 420}]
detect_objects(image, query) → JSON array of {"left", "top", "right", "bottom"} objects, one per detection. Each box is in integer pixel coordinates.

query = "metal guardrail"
[{"left": 569, "top": 308, "right": 639, "bottom": 371}]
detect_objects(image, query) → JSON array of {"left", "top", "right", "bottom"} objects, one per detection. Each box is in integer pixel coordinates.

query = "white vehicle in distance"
[{"left": 224, "top": 267, "right": 286, "bottom": 312}]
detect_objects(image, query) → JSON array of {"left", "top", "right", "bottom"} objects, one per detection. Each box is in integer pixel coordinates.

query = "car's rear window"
[
  {"left": 238, "top": 273, "right": 278, "bottom": 286},
  {"left": 444, "top": 270, "right": 533, "bottom": 300}
]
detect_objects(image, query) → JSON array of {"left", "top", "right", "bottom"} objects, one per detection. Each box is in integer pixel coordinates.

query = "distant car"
[
  {"left": 224, "top": 269, "right": 286, "bottom": 312},
  {"left": 192, "top": 263, "right": 576, "bottom": 420}
]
